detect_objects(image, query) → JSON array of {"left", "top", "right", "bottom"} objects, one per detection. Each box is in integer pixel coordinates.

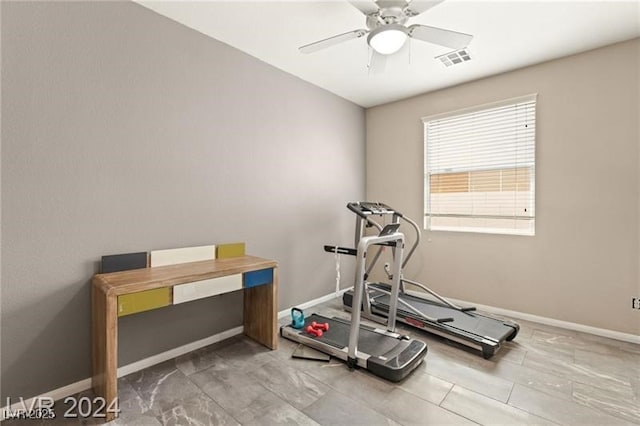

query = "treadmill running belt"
[
  {"left": 303, "top": 314, "right": 400, "bottom": 356},
  {"left": 374, "top": 293, "right": 515, "bottom": 342}
]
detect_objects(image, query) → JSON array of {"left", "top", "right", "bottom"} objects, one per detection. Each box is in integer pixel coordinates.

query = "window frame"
[{"left": 422, "top": 94, "right": 537, "bottom": 236}]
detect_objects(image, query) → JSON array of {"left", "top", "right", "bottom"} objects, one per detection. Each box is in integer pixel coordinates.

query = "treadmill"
[
  {"left": 280, "top": 223, "right": 427, "bottom": 382},
  {"left": 340, "top": 202, "right": 519, "bottom": 359}
]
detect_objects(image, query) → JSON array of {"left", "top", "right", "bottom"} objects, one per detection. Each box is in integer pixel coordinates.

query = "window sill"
[{"left": 427, "top": 225, "right": 535, "bottom": 236}]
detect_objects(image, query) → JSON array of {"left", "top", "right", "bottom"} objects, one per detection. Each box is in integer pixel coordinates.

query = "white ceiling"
[{"left": 137, "top": 1, "right": 640, "bottom": 107}]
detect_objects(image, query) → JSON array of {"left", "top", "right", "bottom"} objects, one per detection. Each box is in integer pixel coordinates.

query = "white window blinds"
[{"left": 424, "top": 94, "right": 536, "bottom": 235}]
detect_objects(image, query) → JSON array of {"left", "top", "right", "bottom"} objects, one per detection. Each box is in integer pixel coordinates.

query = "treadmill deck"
[
  {"left": 300, "top": 314, "right": 401, "bottom": 356},
  {"left": 281, "top": 312, "right": 428, "bottom": 381},
  {"left": 373, "top": 292, "right": 517, "bottom": 343},
  {"left": 343, "top": 287, "right": 519, "bottom": 357}
]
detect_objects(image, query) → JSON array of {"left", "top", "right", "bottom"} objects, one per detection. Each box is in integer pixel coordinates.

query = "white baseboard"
[
  {"left": 277, "top": 288, "right": 351, "bottom": 320},
  {"left": 117, "top": 326, "right": 243, "bottom": 377},
  {"left": 1, "top": 325, "right": 244, "bottom": 421},
  {"left": 1, "top": 377, "right": 94, "bottom": 422},
  {"left": 443, "top": 295, "right": 640, "bottom": 345}
]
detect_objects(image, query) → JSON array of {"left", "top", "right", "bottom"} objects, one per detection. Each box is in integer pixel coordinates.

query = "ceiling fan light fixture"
[{"left": 367, "top": 24, "right": 408, "bottom": 55}]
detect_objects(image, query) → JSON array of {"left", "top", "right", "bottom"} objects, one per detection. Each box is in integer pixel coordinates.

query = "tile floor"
[{"left": 6, "top": 297, "right": 640, "bottom": 425}]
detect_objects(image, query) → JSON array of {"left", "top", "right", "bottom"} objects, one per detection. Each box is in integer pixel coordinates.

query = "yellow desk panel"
[
  {"left": 217, "top": 242, "right": 245, "bottom": 259},
  {"left": 117, "top": 288, "right": 171, "bottom": 317}
]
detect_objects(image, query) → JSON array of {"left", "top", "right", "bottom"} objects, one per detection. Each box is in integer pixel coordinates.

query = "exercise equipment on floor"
[
  {"left": 336, "top": 201, "right": 519, "bottom": 359},
  {"left": 280, "top": 222, "right": 428, "bottom": 382},
  {"left": 305, "top": 325, "right": 323, "bottom": 337},
  {"left": 311, "top": 321, "right": 329, "bottom": 331},
  {"left": 291, "top": 344, "right": 331, "bottom": 362},
  {"left": 291, "top": 307, "right": 305, "bottom": 329}
]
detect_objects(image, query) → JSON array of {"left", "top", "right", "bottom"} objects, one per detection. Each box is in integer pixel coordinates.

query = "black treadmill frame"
[{"left": 341, "top": 201, "right": 520, "bottom": 359}]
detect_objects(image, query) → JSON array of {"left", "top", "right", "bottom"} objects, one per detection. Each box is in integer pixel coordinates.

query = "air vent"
[{"left": 437, "top": 48, "right": 472, "bottom": 67}]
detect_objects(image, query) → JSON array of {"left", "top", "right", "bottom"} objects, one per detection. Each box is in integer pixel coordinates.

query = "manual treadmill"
[
  {"left": 281, "top": 223, "right": 427, "bottom": 382},
  {"left": 339, "top": 202, "right": 519, "bottom": 359}
]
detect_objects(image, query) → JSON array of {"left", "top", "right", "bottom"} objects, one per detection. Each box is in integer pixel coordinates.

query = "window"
[{"left": 424, "top": 94, "right": 536, "bottom": 235}]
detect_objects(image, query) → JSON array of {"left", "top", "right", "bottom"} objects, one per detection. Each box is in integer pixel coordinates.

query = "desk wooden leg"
[
  {"left": 92, "top": 286, "right": 118, "bottom": 422},
  {"left": 243, "top": 267, "right": 278, "bottom": 349}
]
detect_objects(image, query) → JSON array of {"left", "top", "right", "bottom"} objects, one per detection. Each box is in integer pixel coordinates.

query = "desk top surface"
[{"left": 93, "top": 255, "right": 277, "bottom": 296}]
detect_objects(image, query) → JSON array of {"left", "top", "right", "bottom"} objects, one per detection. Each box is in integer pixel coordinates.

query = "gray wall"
[
  {"left": 366, "top": 38, "right": 639, "bottom": 336},
  {"left": 1, "top": 1, "right": 364, "bottom": 400}
]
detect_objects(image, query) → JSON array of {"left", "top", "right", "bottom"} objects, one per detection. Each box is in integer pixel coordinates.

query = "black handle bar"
[{"left": 324, "top": 245, "right": 357, "bottom": 256}]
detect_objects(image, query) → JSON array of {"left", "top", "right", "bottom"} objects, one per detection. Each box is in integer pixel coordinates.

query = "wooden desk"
[{"left": 91, "top": 255, "right": 278, "bottom": 422}]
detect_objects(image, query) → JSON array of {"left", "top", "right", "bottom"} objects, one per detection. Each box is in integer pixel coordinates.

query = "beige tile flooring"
[{"left": 6, "top": 297, "right": 639, "bottom": 425}]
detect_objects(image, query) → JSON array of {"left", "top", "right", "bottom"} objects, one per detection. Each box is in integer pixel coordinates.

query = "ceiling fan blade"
[
  {"left": 348, "top": 0, "right": 380, "bottom": 15},
  {"left": 404, "top": 0, "right": 445, "bottom": 17},
  {"left": 407, "top": 24, "right": 473, "bottom": 50},
  {"left": 367, "top": 49, "right": 387, "bottom": 74},
  {"left": 299, "top": 29, "right": 369, "bottom": 54}
]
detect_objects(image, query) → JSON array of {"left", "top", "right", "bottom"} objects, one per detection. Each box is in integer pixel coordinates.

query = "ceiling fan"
[{"left": 299, "top": 0, "right": 473, "bottom": 58}]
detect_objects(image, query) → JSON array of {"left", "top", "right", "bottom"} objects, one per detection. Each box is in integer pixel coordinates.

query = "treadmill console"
[{"left": 348, "top": 202, "right": 400, "bottom": 217}]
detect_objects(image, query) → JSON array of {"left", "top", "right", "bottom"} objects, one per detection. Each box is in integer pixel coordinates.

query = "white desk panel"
[
  {"left": 173, "top": 274, "right": 242, "bottom": 304},
  {"left": 150, "top": 245, "right": 216, "bottom": 267}
]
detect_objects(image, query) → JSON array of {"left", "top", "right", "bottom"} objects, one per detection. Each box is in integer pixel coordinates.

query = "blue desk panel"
[{"left": 244, "top": 268, "right": 273, "bottom": 288}]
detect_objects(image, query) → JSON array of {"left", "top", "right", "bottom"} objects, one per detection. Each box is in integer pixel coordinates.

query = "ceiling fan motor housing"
[{"left": 366, "top": 1, "right": 411, "bottom": 29}]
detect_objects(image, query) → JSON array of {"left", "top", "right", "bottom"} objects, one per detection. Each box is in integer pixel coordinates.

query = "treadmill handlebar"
[{"left": 324, "top": 245, "right": 357, "bottom": 256}]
